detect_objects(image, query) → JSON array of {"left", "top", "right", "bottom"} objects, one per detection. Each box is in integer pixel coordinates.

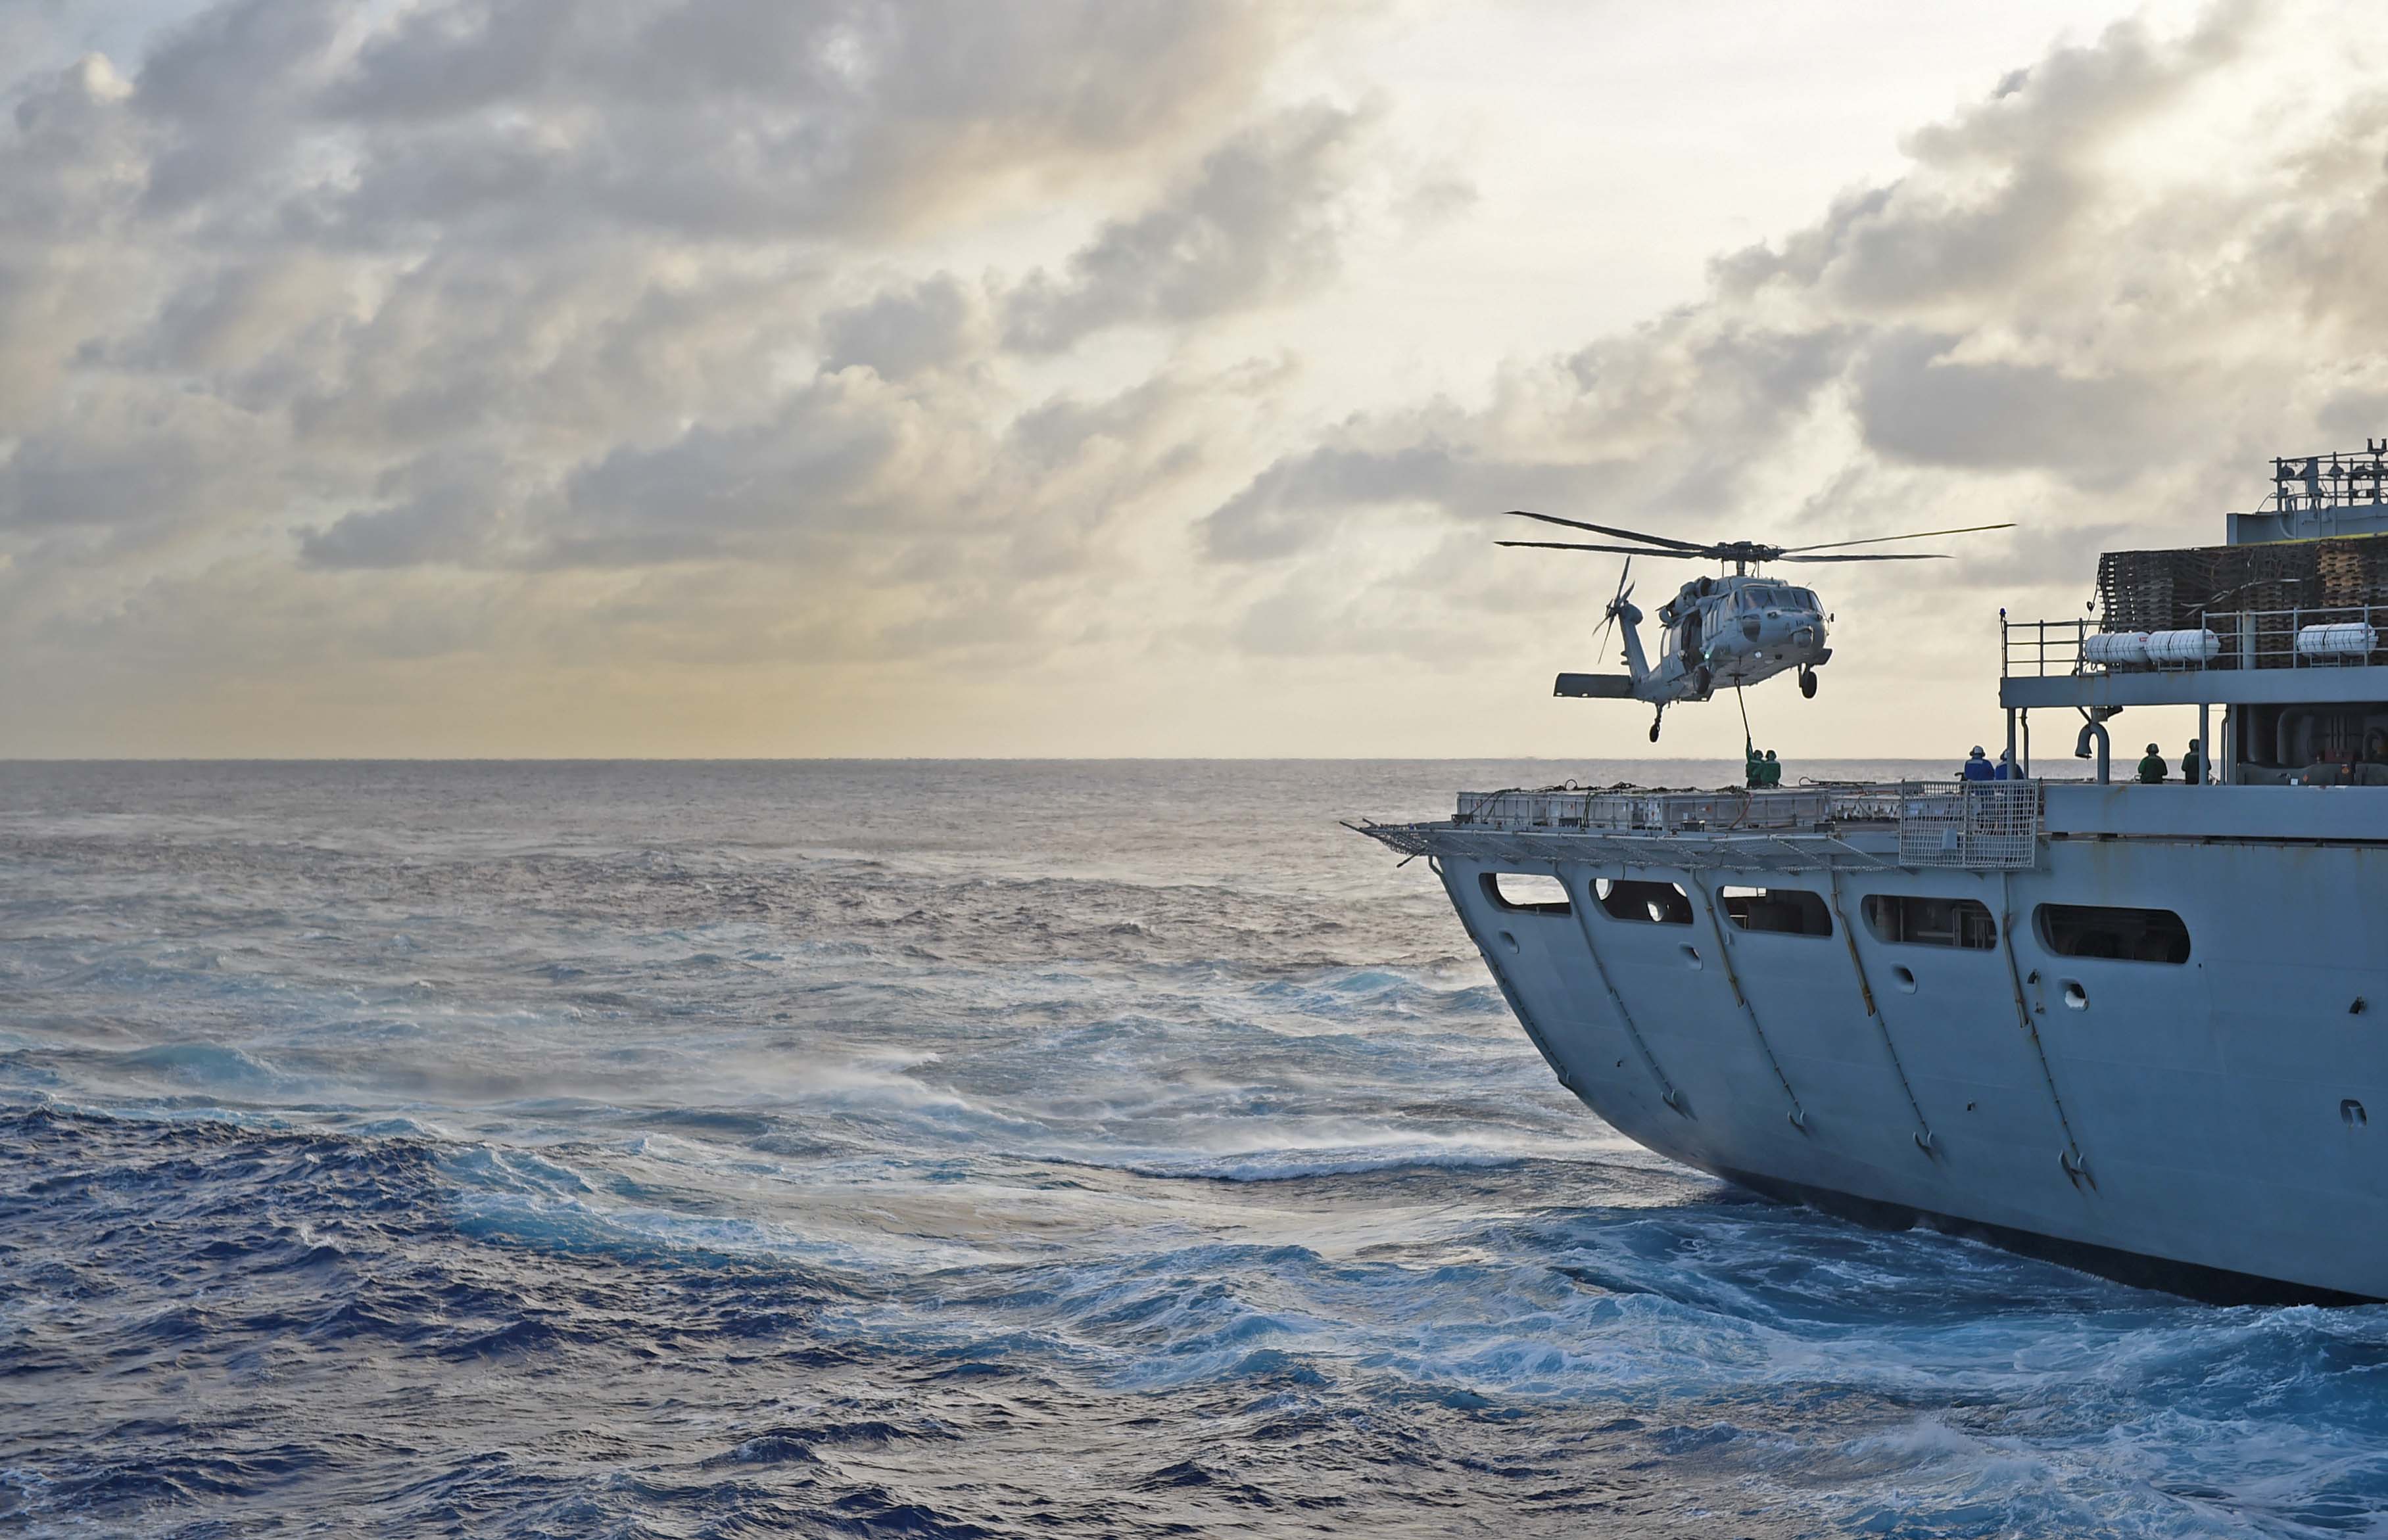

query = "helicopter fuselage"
[
  {"left": 1642, "top": 574, "right": 1830, "bottom": 701},
  {"left": 1511, "top": 506, "right": 2007, "bottom": 737},
  {"left": 1554, "top": 572, "right": 1831, "bottom": 707}
]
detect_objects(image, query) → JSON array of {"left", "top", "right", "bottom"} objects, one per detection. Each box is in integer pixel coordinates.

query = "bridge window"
[
  {"left": 2035, "top": 904, "right": 2191, "bottom": 964},
  {"left": 1863, "top": 894, "right": 1997, "bottom": 949},
  {"left": 1594, "top": 878, "right": 1694, "bottom": 925},
  {"left": 1481, "top": 872, "right": 1571, "bottom": 915},
  {"left": 1721, "top": 886, "right": 1832, "bottom": 937}
]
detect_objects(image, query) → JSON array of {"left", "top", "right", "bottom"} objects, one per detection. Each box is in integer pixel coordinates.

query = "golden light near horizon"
[{"left": 5, "top": 0, "right": 2379, "bottom": 759}]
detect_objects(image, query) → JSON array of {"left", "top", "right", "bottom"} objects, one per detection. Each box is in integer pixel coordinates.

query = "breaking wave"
[{"left": 3, "top": 759, "right": 2383, "bottom": 1537}]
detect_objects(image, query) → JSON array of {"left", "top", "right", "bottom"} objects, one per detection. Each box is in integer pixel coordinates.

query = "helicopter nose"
[{"left": 1740, "top": 617, "right": 1761, "bottom": 642}]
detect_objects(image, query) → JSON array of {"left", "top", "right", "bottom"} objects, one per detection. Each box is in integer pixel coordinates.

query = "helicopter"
[{"left": 1498, "top": 511, "right": 2015, "bottom": 741}]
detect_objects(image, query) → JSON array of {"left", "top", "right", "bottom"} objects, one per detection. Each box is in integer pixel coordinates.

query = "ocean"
[{"left": 3, "top": 758, "right": 2381, "bottom": 1539}]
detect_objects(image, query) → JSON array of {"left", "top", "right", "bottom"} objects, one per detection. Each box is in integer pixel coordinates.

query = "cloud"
[
  {"left": 1004, "top": 101, "right": 1377, "bottom": 352},
  {"left": 1847, "top": 330, "right": 2187, "bottom": 481},
  {"left": 6, "top": 0, "right": 2387, "bottom": 755},
  {"left": 312, "top": 0, "right": 1308, "bottom": 245},
  {"left": 0, "top": 0, "right": 1357, "bottom": 699},
  {"left": 1199, "top": 319, "right": 1853, "bottom": 562},
  {"left": 820, "top": 275, "right": 987, "bottom": 381},
  {"left": 297, "top": 453, "right": 518, "bottom": 569},
  {"left": 1188, "top": 4, "right": 2377, "bottom": 674}
]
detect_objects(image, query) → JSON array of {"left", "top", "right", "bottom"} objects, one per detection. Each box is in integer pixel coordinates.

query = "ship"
[{"left": 1358, "top": 446, "right": 2388, "bottom": 1303}]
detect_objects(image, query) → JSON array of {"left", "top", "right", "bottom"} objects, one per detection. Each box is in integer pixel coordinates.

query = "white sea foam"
[{"left": 7, "top": 760, "right": 2386, "bottom": 1539}]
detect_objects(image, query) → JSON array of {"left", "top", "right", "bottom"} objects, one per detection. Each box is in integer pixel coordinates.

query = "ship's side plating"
[{"left": 1404, "top": 790, "right": 2388, "bottom": 1301}]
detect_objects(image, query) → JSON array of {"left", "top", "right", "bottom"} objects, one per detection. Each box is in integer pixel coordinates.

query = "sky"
[{"left": 3, "top": 0, "right": 2381, "bottom": 759}]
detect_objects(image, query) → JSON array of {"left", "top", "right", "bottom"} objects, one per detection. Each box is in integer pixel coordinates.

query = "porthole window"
[
  {"left": 1863, "top": 894, "right": 1997, "bottom": 949},
  {"left": 1594, "top": 878, "right": 1694, "bottom": 925},
  {"left": 1481, "top": 872, "right": 1571, "bottom": 915},
  {"left": 2034, "top": 904, "right": 2191, "bottom": 964}
]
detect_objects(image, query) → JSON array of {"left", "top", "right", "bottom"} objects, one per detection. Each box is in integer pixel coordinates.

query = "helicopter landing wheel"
[
  {"left": 1648, "top": 711, "right": 1663, "bottom": 743},
  {"left": 1799, "top": 667, "right": 1818, "bottom": 699},
  {"left": 1693, "top": 665, "right": 1713, "bottom": 698}
]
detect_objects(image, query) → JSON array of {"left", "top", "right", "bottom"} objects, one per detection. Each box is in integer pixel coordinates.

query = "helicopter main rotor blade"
[
  {"left": 1500, "top": 510, "right": 1708, "bottom": 553},
  {"left": 1776, "top": 551, "right": 1950, "bottom": 562},
  {"left": 1497, "top": 539, "right": 1710, "bottom": 557},
  {"left": 1778, "top": 521, "right": 2015, "bottom": 554}
]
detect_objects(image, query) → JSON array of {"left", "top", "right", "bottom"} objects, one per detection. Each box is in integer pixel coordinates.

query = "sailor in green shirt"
[
  {"left": 2136, "top": 742, "right": 2168, "bottom": 783},
  {"left": 1760, "top": 749, "right": 1782, "bottom": 786},
  {"left": 1746, "top": 743, "right": 1767, "bottom": 788}
]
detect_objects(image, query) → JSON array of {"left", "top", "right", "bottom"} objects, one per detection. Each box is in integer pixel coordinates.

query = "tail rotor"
[{"left": 1594, "top": 557, "right": 1634, "bottom": 666}]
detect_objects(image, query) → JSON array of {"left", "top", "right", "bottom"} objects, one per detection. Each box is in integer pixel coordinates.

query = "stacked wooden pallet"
[
  {"left": 2097, "top": 537, "right": 2388, "bottom": 630},
  {"left": 2320, "top": 542, "right": 2370, "bottom": 606}
]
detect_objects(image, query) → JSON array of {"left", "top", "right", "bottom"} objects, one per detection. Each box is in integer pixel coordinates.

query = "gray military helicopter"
[{"left": 1499, "top": 510, "right": 2014, "bottom": 741}]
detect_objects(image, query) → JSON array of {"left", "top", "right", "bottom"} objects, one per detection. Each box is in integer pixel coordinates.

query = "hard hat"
[
  {"left": 1970, "top": 745, "right": 1985, "bottom": 756},
  {"left": 2147, "top": 743, "right": 2160, "bottom": 754}
]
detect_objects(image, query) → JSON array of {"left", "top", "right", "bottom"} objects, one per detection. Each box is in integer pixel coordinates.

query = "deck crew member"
[
  {"left": 1759, "top": 749, "right": 1781, "bottom": 787},
  {"left": 1961, "top": 746, "right": 1995, "bottom": 781},
  {"left": 2181, "top": 739, "right": 2203, "bottom": 784},
  {"left": 2137, "top": 742, "right": 2168, "bottom": 783},
  {"left": 1995, "top": 749, "right": 2018, "bottom": 780}
]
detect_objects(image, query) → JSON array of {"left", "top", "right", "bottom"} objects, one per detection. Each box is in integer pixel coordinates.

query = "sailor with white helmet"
[{"left": 1960, "top": 745, "right": 1995, "bottom": 782}]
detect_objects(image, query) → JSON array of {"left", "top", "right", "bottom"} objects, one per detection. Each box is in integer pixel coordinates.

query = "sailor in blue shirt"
[{"left": 1961, "top": 746, "right": 1995, "bottom": 781}]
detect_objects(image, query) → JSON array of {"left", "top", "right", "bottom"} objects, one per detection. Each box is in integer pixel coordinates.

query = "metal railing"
[
  {"left": 1894, "top": 780, "right": 2041, "bottom": 868},
  {"left": 1450, "top": 781, "right": 2044, "bottom": 869},
  {"left": 2003, "top": 607, "right": 2388, "bottom": 676},
  {"left": 2269, "top": 446, "right": 2388, "bottom": 513}
]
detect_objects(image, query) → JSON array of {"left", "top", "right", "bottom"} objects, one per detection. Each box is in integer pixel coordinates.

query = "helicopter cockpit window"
[
  {"left": 1788, "top": 588, "right": 1817, "bottom": 610},
  {"left": 1738, "top": 586, "right": 1785, "bottom": 610}
]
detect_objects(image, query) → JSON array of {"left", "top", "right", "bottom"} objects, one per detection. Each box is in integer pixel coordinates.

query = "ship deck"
[{"left": 1356, "top": 777, "right": 2388, "bottom": 872}]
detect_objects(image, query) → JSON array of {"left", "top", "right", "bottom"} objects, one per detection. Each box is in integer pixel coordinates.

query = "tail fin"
[{"left": 1555, "top": 674, "right": 1635, "bottom": 699}]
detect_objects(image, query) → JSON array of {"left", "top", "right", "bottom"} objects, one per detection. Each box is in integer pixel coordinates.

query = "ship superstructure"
[{"left": 1362, "top": 448, "right": 2388, "bottom": 1301}]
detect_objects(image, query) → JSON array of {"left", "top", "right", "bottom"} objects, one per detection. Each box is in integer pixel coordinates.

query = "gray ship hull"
[{"left": 1377, "top": 783, "right": 2388, "bottom": 1301}]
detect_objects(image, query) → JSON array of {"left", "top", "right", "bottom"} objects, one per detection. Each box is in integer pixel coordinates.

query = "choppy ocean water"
[{"left": 3, "top": 758, "right": 2383, "bottom": 1539}]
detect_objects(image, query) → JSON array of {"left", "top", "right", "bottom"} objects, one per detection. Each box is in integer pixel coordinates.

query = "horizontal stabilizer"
[{"left": 1554, "top": 672, "right": 1636, "bottom": 699}]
